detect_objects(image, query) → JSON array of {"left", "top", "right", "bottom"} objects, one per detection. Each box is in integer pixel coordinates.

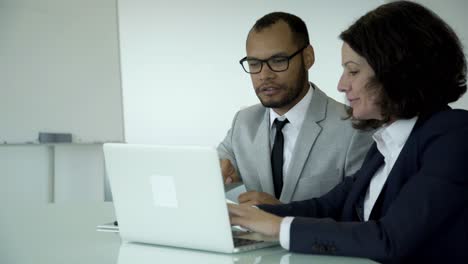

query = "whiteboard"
[{"left": 0, "top": 0, "right": 124, "bottom": 144}]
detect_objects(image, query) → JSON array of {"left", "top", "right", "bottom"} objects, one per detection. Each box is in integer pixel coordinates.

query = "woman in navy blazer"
[{"left": 228, "top": 1, "right": 468, "bottom": 263}]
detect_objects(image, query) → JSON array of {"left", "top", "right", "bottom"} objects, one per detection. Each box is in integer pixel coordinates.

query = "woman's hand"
[{"left": 228, "top": 203, "right": 283, "bottom": 238}]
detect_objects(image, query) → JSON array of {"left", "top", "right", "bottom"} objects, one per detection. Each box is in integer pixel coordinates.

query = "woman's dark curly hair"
[{"left": 340, "top": 1, "right": 467, "bottom": 130}]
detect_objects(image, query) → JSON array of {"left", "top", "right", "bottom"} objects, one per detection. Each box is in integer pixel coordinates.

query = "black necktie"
[{"left": 271, "top": 118, "right": 289, "bottom": 199}]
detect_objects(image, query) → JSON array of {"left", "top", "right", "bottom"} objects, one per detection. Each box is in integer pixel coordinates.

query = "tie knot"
[{"left": 274, "top": 118, "right": 289, "bottom": 131}]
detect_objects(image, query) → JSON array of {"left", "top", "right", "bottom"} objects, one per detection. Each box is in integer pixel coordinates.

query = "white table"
[{"left": 0, "top": 203, "right": 378, "bottom": 264}]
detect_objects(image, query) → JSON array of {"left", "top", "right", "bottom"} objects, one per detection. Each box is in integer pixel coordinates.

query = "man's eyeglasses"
[{"left": 239, "top": 45, "right": 307, "bottom": 74}]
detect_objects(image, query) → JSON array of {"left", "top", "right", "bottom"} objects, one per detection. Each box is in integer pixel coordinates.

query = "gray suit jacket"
[{"left": 217, "top": 84, "right": 374, "bottom": 203}]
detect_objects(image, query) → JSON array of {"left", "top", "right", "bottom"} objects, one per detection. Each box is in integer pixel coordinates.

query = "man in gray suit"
[{"left": 218, "top": 12, "right": 373, "bottom": 205}]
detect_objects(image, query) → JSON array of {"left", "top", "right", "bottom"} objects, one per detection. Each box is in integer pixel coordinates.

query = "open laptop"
[{"left": 103, "top": 143, "right": 279, "bottom": 253}]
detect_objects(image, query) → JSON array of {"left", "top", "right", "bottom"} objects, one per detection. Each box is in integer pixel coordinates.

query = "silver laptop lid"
[{"left": 104, "top": 144, "right": 235, "bottom": 253}]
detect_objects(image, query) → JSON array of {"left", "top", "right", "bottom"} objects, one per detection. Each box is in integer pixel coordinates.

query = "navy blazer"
[{"left": 260, "top": 109, "right": 468, "bottom": 264}]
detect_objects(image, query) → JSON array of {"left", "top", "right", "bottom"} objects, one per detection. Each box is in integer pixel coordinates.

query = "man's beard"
[{"left": 257, "top": 68, "right": 308, "bottom": 109}]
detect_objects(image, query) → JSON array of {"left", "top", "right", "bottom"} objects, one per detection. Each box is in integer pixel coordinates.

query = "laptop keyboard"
[{"left": 233, "top": 237, "right": 263, "bottom": 247}]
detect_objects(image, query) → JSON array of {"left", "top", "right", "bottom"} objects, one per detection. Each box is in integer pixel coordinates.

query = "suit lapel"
[
  {"left": 254, "top": 110, "right": 275, "bottom": 194},
  {"left": 346, "top": 145, "right": 384, "bottom": 221},
  {"left": 368, "top": 119, "right": 422, "bottom": 220},
  {"left": 281, "top": 84, "right": 326, "bottom": 202}
]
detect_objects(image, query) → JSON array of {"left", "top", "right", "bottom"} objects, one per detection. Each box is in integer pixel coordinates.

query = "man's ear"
[{"left": 303, "top": 45, "right": 315, "bottom": 70}]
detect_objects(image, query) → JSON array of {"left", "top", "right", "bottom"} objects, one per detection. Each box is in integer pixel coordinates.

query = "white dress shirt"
[
  {"left": 269, "top": 84, "right": 313, "bottom": 179},
  {"left": 279, "top": 117, "right": 418, "bottom": 250},
  {"left": 363, "top": 117, "right": 417, "bottom": 220}
]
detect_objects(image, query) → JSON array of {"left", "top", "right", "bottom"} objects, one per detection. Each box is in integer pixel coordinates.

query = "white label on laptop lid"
[{"left": 150, "top": 175, "right": 179, "bottom": 208}]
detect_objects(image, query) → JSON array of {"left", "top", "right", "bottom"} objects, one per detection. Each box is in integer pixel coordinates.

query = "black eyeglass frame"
[{"left": 239, "top": 45, "right": 308, "bottom": 74}]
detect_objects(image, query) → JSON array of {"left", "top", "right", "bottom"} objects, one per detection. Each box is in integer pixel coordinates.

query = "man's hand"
[
  {"left": 238, "top": 191, "right": 282, "bottom": 206},
  {"left": 220, "top": 159, "right": 240, "bottom": 184},
  {"left": 228, "top": 203, "right": 282, "bottom": 237}
]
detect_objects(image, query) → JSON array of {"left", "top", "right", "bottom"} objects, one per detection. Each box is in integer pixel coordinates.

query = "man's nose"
[{"left": 258, "top": 62, "right": 275, "bottom": 80}]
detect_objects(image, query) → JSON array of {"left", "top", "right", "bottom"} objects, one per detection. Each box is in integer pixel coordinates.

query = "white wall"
[
  {"left": 0, "top": 144, "right": 106, "bottom": 203},
  {"left": 0, "top": 146, "right": 51, "bottom": 203},
  {"left": 119, "top": 0, "right": 468, "bottom": 148},
  {"left": 408, "top": 0, "right": 468, "bottom": 110},
  {"left": 118, "top": 0, "right": 384, "bottom": 146}
]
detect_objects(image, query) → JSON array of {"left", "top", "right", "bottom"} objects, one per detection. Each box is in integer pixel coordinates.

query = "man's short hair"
[{"left": 251, "top": 12, "right": 310, "bottom": 48}]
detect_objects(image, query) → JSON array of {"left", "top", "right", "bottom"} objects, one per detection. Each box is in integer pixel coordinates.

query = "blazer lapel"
[
  {"left": 369, "top": 119, "right": 422, "bottom": 220},
  {"left": 281, "top": 84, "right": 326, "bottom": 202},
  {"left": 345, "top": 145, "right": 384, "bottom": 221},
  {"left": 254, "top": 110, "right": 275, "bottom": 194}
]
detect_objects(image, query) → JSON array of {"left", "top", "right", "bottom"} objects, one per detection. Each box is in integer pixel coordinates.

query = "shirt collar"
[
  {"left": 269, "top": 83, "right": 313, "bottom": 129},
  {"left": 373, "top": 117, "right": 418, "bottom": 156}
]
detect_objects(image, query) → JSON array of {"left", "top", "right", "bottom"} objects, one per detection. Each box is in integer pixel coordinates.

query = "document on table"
[{"left": 96, "top": 222, "right": 119, "bottom": 233}]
